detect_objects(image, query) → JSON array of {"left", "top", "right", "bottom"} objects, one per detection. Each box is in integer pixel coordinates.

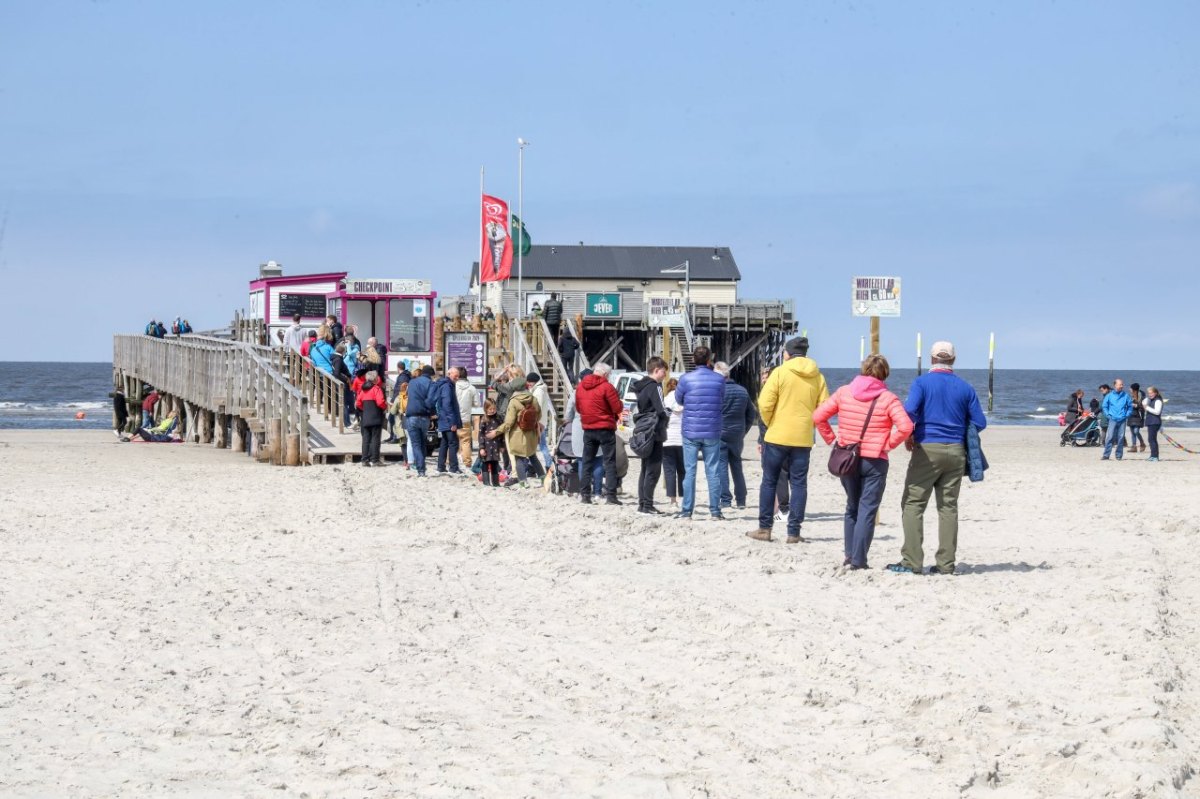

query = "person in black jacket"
[
  {"left": 543, "top": 293, "right": 564, "bottom": 340},
  {"left": 331, "top": 342, "right": 354, "bottom": 428},
  {"left": 558, "top": 330, "right": 580, "bottom": 384},
  {"left": 716, "top": 362, "right": 756, "bottom": 509},
  {"left": 632, "top": 357, "right": 670, "bottom": 514},
  {"left": 1065, "top": 389, "right": 1085, "bottom": 427}
]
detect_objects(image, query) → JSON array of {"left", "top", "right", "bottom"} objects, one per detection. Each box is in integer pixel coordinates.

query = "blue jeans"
[
  {"left": 718, "top": 433, "right": 747, "bottom": 507},
  {"left": 1103, "top": 418, "right": 1127, "bottom": 459},
  {"left": 577, "top": 458, "right": 604, "bottom": 495},
  {"left": 758, "top": 443, "right": 811, "bottom": 534},
  {"left": 682, "top": 437, "right": 722, "bottom": 515},
  {"left": 538, "top": 429, "right": 553, "bottom": 467},
  {"left": 404, "top": 416, "right": 430, "bottom": 474},
  {"left": 141, "top": 410, "right": 153, "bottom": 429},
  {"left": 841, "top": 457, "right": 889, "bottom": 567},
  {"left": 437, "top": 429, "right": 460, "bottom": 473}
]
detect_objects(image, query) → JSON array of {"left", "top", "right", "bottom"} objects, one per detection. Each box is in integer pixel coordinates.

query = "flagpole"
[
  {"left": 478, "top": 166, "right": 484, "bottom": 316},
  {"left": 517, "top": 137, "right": 528, "bottom": 320}
]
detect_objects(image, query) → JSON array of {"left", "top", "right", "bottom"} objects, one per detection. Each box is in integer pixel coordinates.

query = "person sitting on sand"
[{"left": 129, "top": 410, "right": 180, "bottom": 442}]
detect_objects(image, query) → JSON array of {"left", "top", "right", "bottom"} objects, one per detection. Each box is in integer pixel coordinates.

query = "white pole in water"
[
  {"left": 517, "top": 137, "right": 528, "bottom": 319},
  {"left": 860, "top": 335, "right": 865, "bottom": 362},
  {"left": 917, "top": 331, "right": 922, "bottom": 376},
  {"left": 988, "top": 332, "right": 996, "bottom": 412}
]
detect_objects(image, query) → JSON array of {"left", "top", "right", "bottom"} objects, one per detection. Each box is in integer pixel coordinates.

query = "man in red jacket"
[{"left": 574, "top": 362, "right": 624, "bottom": 505}]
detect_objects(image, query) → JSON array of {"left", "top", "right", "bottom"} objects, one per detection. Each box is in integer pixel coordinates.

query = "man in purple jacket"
[{"left": 673, "top": 346, "right": 727, "bottom": 520}]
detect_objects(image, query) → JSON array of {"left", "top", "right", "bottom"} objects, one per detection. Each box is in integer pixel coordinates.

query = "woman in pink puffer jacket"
[{"left": 813, "top": 355, "right": 914, "bottom": 570}]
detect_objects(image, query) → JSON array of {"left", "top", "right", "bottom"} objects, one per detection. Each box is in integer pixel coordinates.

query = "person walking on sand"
[
  {"left": 747, "top": 337, "right": 829, "bottom": 542},
  {"left": 454, "top": 367, "right": 476, "bottom": 467},
  {"left": 1101, "top": 377, "right": 1133, "bottom": 461},
  {"left": 1065, "top": 389, "right": 1085, "bottom": 427},
  {"left": 355, "top": 370, "right": 387, "bottom": 467},
  {"left": 1127, "top": 382, "right": 1146, "bottom": 453},
  {"left": 888, "top": 341, "right": 986, "bottom": 576},
  {"left": 674, "top": 346, "right": 728, "bottom": 521},
  {"left": 575, "top": 362, "right": 624, "bottom": 504},
  {"left": 110, "top": 385, "right": 129, "bottom": 439},
  {"left": 1143, "top": 386, "right": 1165, "bottom": 462},
  {"left": 813, "top": 355, "right": 913, "bottom": 570},
  {"left": 486, "top": 386, "right": 542, "bottom": 489},
  {"left": 404, "top": 365, "right": 437, "bottom": 476},
  {"left": 715, "top": 361, "right": 755, "bottom": 510},
  {"left": 631, "top": 357, "right": 670, "bottom": 514},
  {"left": 433, "top": 367, "right": 465, "bottom": 475}
]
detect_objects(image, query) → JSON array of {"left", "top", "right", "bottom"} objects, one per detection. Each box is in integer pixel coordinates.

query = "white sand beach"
[{"left": 1, "top": 426, "right": 1198, "bottom": 797}]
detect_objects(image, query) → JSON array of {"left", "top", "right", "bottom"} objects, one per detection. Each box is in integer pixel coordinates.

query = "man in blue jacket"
[
  {"left": 891, "top": 341, "right": 987, "bottom": 576},
  {"left": 404, "top": 365, "right": 437, "bottom": 476},
  {"left": 1101, "top": 377, "right": 1133, "bottom": 461},
  {"left": 715, "top": 362, "right": 756, "bottom": 510},
  {"left": 433, "top": 367, "right": 465, "bottom": 475},
  {"left": 673, "top": 346, "right": 726, "bottom": 520}
]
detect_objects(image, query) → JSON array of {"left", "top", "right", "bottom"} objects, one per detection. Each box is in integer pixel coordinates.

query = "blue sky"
[{"left": 1, "top": 1, "right": 1197, "bottom": 368}]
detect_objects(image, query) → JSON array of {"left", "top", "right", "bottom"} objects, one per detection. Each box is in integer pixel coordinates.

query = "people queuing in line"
[
  {"left": 890, "top": 341, "right": 986, "bottom": 575},
  {"left": 715, "top": 361, "right": 755, "bottom": 511},
  {"left": 813, "top": 354, "right": 913, "bottom": 570},
  {"left": 749, "top": 336, "right": 828, "bottom": 541},
  {"left": 674, "top": 346, "right": 727, "bottom": 520},
  {"left": 355, "top": 370, "right": 388, "bottom": 467}
]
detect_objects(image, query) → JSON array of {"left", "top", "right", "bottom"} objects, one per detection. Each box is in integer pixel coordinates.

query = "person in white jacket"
[
  {"left": 454, "top": 370, "right": 476, "bottom": 469},
  {"left": 1143, "top": 386, "right": 1165, "bottom": 462},
  {"left": 527, "top": 372, "right": 555, "bottom": 467},
  {"left": 662, "top": 377, "right": 685, "bottom": 506}
]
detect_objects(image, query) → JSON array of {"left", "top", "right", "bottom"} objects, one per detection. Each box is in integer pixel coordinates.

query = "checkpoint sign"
[{"left": 852, "top": 276, "right": 901, "bottom": 317}]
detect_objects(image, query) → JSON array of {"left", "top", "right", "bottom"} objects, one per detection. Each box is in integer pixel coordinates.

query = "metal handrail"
[{"left": 563, "top": 316, "right": 591, "bottom": 371}]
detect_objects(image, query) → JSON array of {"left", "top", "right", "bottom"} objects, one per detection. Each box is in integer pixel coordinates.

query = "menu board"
[
  {"left": 278, "top": 293, "right": 327, "bottom": 319},
  {"left": 444, "top": 332, "right": 489, "bottom": 385}
]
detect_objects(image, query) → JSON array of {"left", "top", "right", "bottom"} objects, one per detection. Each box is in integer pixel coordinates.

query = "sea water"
[{"left": 1, "top": 362, "right": 1197, "bottom": 430}]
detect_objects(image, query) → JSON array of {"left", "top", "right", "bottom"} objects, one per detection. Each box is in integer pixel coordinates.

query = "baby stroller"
[
  {"left": 549, "top": 426, "right": 581, "bottom": 495},
  {"left": 1060, "top": 412, "right": 1101, "bottom": 447}
]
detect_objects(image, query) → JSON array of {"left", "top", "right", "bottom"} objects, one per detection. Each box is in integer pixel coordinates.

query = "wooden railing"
[
  {"left": 112, "top": 334, "right": 309, "bottom": 464},
  {"left": 563, "top": 316, "right": 591, "bottom": 371},
  {"left": 279, "top": 348, "right": 346, "bottom": 434}
]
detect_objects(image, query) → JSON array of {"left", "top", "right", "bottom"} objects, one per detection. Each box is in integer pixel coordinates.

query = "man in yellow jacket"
[{"left": 748, "top": 336, "right": 829, "bottom": 544}]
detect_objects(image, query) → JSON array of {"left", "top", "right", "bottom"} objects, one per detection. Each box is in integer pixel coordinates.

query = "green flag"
[{"left": 511, "top": 214, "right": 531, "bottom": 256}]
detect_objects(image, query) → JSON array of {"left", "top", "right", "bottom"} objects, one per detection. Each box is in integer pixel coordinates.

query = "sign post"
[
  {"left": 444, "top": 332, "right": 489, "bottom": 386},
  {"left": 852, "top": 276, "right": 901, "bottom": 359},
  {"left": 988, "top": 332, "right": 996, "bottom": 413},
  {"left": 916, "top": 332, "right": 923, "bottom": 376}
]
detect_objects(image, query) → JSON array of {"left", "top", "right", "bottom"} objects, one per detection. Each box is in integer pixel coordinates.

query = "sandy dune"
[{"left": 1, "top": 427, "right": 1197, "bottom": 797}]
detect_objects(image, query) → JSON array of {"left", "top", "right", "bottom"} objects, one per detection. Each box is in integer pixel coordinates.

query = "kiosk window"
[{"left": 389, "top": 299, "right": 430, "bottom": 352}]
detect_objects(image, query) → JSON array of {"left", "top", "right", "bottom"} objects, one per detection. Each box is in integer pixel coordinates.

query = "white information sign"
[
  {"left": 851, "top": 276, "right": 901, "bottom": 317},
  {"left": 344, "top": 278, "right": 432, "bottom": 295},
  {"left": 648, "top": 297, "right": 686, "bottom": 326}
]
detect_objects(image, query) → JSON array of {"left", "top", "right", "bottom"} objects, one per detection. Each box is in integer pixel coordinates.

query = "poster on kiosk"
[{"left": 337, "top": 278, "right": 435, "bottom": 376}]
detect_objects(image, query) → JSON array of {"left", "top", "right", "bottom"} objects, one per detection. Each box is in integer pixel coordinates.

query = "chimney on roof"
[{"left": 259, "top": 260, "right": 283, "bottom": 278}]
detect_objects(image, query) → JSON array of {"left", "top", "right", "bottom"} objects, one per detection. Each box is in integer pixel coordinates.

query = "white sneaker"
[
  {"left": 775, "top": 510, "right": 789, "bottom": 525},
  {"left": 112, "top": 429, "right": 122, "bottom": 438}
]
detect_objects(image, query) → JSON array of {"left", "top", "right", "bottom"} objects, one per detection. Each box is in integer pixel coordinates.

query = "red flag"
[{"left": 480, "top": 194, "right": 513, "bottom": 283}]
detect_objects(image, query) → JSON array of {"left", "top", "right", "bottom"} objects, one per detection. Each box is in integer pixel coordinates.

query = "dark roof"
[{"left": 470, "top": 245, "right": 741, "bottom": 284}]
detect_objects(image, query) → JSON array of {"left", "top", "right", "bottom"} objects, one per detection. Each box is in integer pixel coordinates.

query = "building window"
[{"left": 389, "top": 299, "right": 431, "bottom": 352}]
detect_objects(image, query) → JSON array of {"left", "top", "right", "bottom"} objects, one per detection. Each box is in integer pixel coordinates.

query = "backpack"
[
  {"left": 517, "top": 400, "right": 540, "bottom": 432},
  {"left": 628, "top": 410, "right": 658, "bottom": 457},
  {"left": 171, "top": 322, "right": 181, "bottom": 335}
]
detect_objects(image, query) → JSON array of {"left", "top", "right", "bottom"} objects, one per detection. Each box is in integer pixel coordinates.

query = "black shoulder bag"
[{"left": 827, "top": 396, "right": 880, "bottom": 477}]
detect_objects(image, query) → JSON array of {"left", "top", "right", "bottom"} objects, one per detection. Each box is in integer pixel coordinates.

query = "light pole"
[
  {"left": 659, "top": 259, "right": 691, "bottom": 315},
  {"left": 517, "top": 137, "right": 529, "bottom": 319}
]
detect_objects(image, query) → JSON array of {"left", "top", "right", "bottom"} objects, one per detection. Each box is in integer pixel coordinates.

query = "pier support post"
[
  {"left": 232, "top": 418, "right": 246, "bottom": 455},
  {"left": 268, "top": 418, "right": 283, "bottom": 465},
  {"left": 285, "top": 433, "right": 301, "bottom": 466},
  {"left": 215, "top": 413, "right": 229, "bottom": 449},
  {"left": 200, "top": 410, "right": 214, "bottom": 444}
]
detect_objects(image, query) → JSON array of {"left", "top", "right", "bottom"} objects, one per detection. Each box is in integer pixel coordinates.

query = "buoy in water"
[{"left": 75, "top": 411, "right": 86, "bottom": 420}]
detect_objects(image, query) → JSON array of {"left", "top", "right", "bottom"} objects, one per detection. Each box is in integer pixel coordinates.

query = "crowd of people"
[
  {"left": 1064, "top": 380, "right": 1167, "bottom": 461},
  {"left": 143, "top": 317, "right": 193, "bottom": 338},
  {"left": 297, "top": 326, "right": 989, "bottom": 576}
]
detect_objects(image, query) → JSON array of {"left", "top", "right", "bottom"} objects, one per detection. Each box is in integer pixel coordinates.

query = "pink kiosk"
[{"left": 249, "top": 270, "right": 436, "bottom": 374}]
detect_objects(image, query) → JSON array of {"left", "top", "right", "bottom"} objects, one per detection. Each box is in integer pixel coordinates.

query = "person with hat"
[
  {"left": 748, "top": 336, "right": 829, "bottom": 542},
  {"left": 889, "top": 340, "right": 987, "bottom": 576}
]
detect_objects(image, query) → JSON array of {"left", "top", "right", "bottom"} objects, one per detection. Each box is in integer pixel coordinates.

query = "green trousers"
[{"left": 900, "top": 443, "right": 966, "bottom": 573}]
